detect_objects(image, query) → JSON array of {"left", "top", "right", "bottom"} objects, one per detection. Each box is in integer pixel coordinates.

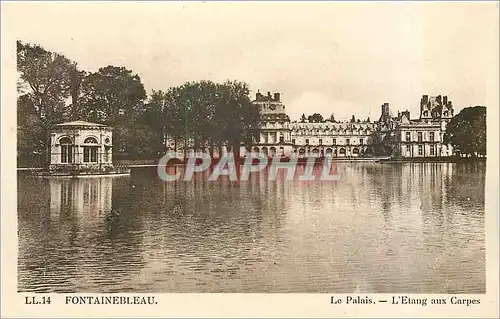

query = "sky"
[{"left": 3, "top": 1, "right": 499, "bottom": 121}]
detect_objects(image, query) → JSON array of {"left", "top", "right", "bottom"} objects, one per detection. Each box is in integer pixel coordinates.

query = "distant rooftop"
[
  {"left": 55, "top": 121, "right": 107, "bottom": 127},
  {"left": 254, "top": 91, "right": 281, "bottom": 102}
]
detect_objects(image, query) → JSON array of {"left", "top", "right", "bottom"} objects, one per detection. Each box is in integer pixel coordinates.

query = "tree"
[
  {"left": 17, "top": 94, "right": 47, "bottom": 165},
  {"left": 307, "top": 113, "right": 324, "bottom": 123},
  {"left": 138, "top": 90, "right": 169, "bottom": 156},
  {"left": 216, "top": 80, "right": 260, "bottom": 160},
  {"left": 77, "top": 66, "right": 147, "bottom": 124},
  {"left": 369, "top": 131, "right": 395, "bottom": 157},
  {"left": 350, "top": 115, "right": 356, "bottom": 123},
  {"left": 17, "top": 41, "right": 74, "bottom": 121},
  {"left": 444, "top": 106, "right": 486, "bottom": 157},
  {"left": 157, "top": 80, "right": 259, "bottom": 160},
  {"left": 328, "top": 114, "right": 336, "bottom": 123},
  {"left": 114, "top": 121, "right": 160, "bottom": 159},
  {"left": 159, "top": 81, "right": 219, "bottom": 157},
  {"left": 76, "top": 66, "right": 147, "bottom": 157},
  {"left": 17, "top": 41, "right": 77, "bottom": 164}
]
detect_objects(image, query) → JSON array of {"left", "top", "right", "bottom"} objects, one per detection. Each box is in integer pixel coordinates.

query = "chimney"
[
  {"left": 381, "top": 103, "right": 390, "bottom": 116},
  {"left": 422, "top": 95, "right": 429, "bottom": 104},
  {"left": 267, "top": 91, "right": 271, "bottom": 99},
  {"left": 256, "top": 91, "right": 263, "bottom": 101},
  {"left": 274, "top": 93, "right": 280, "bottom": 102},
  {"left": 443, "top": 96, "right": 448, "bottom": 105},
  {"left": 437, "top": 95, "right": 442, "bottom": 104}
]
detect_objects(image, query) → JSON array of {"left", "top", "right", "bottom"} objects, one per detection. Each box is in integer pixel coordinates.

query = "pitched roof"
[{"left": 55, "top": 121, "right": 107, "bottom": 127}]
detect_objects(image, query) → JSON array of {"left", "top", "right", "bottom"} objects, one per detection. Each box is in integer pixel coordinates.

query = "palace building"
[
  {"left": 165, "top": 91, "right": 455, "bottom": 159},
  {"left": 252, "top": 91, "right": 377, "bottom": 158},
  {"left": 394, "top": 95, "right": 455, "bottom": 157},
  {"left": 250, "top": 91, "right": 454, "bottom": 158}
]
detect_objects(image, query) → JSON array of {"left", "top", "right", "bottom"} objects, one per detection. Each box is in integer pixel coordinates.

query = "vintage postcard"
[{"left": 1, "top": 1, "right": 499, "bottom": 318}]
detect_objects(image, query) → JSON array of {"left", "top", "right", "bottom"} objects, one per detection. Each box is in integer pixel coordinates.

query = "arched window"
[
  {"left": 84, "top": 137, "right": 98, "bottom": 144},
  {"left": 59, "top": 137, "right": 72, "bottom": 144},
  {"left": 59, "top": 137, "right": 73, "bottom": 164},
  {"left": 83, "top": 136, "right": 99, "bottom": 163}
]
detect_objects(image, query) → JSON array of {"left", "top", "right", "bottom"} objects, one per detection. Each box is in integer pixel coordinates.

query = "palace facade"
[
  {"left": 251, "top": 91, "right": 377, "bottom": 158},
  {"left": 165, "top": 91, "right": 455, "bottom": 158},
  {"left": 394, "top": 95, "right": 455, "bottom": 157},
  {"left": 250, "top": 91, "right": 454, "bottom": 158}
]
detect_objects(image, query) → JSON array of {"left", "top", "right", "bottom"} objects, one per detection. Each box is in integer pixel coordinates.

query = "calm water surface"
[{"left": 18, "top": 162, "right": 485, "bottom": 293}]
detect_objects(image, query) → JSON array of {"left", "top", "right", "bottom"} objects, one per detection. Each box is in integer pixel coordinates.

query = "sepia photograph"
[{"left": 2, "top": 1, "right": 499, "bottom": 317}]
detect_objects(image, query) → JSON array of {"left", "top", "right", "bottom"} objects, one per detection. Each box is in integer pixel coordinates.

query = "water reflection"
[
  {"left": 18, "top": 176, "right": 147, "bottom": 292},
  {"left": 18, "top": 163, "right": 485, "bottom": 293}
]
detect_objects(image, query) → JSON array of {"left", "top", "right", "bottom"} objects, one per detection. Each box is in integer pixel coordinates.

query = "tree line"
[
  {"left": 17, "top": 41, "right": 260, "bottom": 164},
  {"left": 16, "top": 40, "right": 486, "bottom": 165}
]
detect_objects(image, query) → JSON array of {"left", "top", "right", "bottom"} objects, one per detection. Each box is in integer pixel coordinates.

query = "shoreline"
[{"left": 17, "top": 156, "right": 486, "bottom": 171}]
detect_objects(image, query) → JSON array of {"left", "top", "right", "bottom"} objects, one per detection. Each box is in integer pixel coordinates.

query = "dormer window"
[
  {"left": 444, "top": 111, "right": 449, "bottom": 116},
  {"left": 423, "top": 111, "right": 429, "bottom": 117}
]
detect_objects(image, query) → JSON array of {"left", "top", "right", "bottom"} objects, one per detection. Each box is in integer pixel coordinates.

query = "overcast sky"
[{"left": 4, "top": 1, "right": 498, "bottom": 121}]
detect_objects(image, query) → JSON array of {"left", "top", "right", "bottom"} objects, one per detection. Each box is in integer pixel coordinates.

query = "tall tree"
[
  {"left": 17, "top": 41, "right": 74, "bottom": 122},
  {"left": 444, "top": 106, "right": 486, "bottom": 157},
  {"left": 77, "top": 66, "right": 146, "bottom": 124},
  {"left": 216, "top": 80, "right": 260, "bottom": 160},
  {"left": 157, "top": 80, "right": 258, "bottom": 160},
  {"left": 17, "top": 41, "right": 77, "bottom": 164},
  {"left": 138, "top": 90, "right": 169, "bottom": 156},
  {"left": 77, "top": 66, "right": 147, "bottom": 156}
]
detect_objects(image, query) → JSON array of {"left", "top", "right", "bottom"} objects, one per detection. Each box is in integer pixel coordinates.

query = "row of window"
[
  {"left": 292, "top": 138, "right": 364, "bottom": 145},
  {"left": 262, "top": 122, "right": 286, "bottom": 127},
  {"left": 60, "top": 136, "right": 110, "bottom": 145},
  {"left": 406, "top": 144, "right": 436, "bottom": 156},
  {"left": 60, "top": 145, "right": 108, "bottom": 163},
  {"left": 291, "top": 130, "right": 371, "bottom": 136},
  {"left": 422, "top": 110, "right": 450, "bottom": 117},
  {"left": 261, "top": 136, "right": 286, "bottom": 144},
  {"left": 405, "top": 131, "right": 437, "bottom": 142}
]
